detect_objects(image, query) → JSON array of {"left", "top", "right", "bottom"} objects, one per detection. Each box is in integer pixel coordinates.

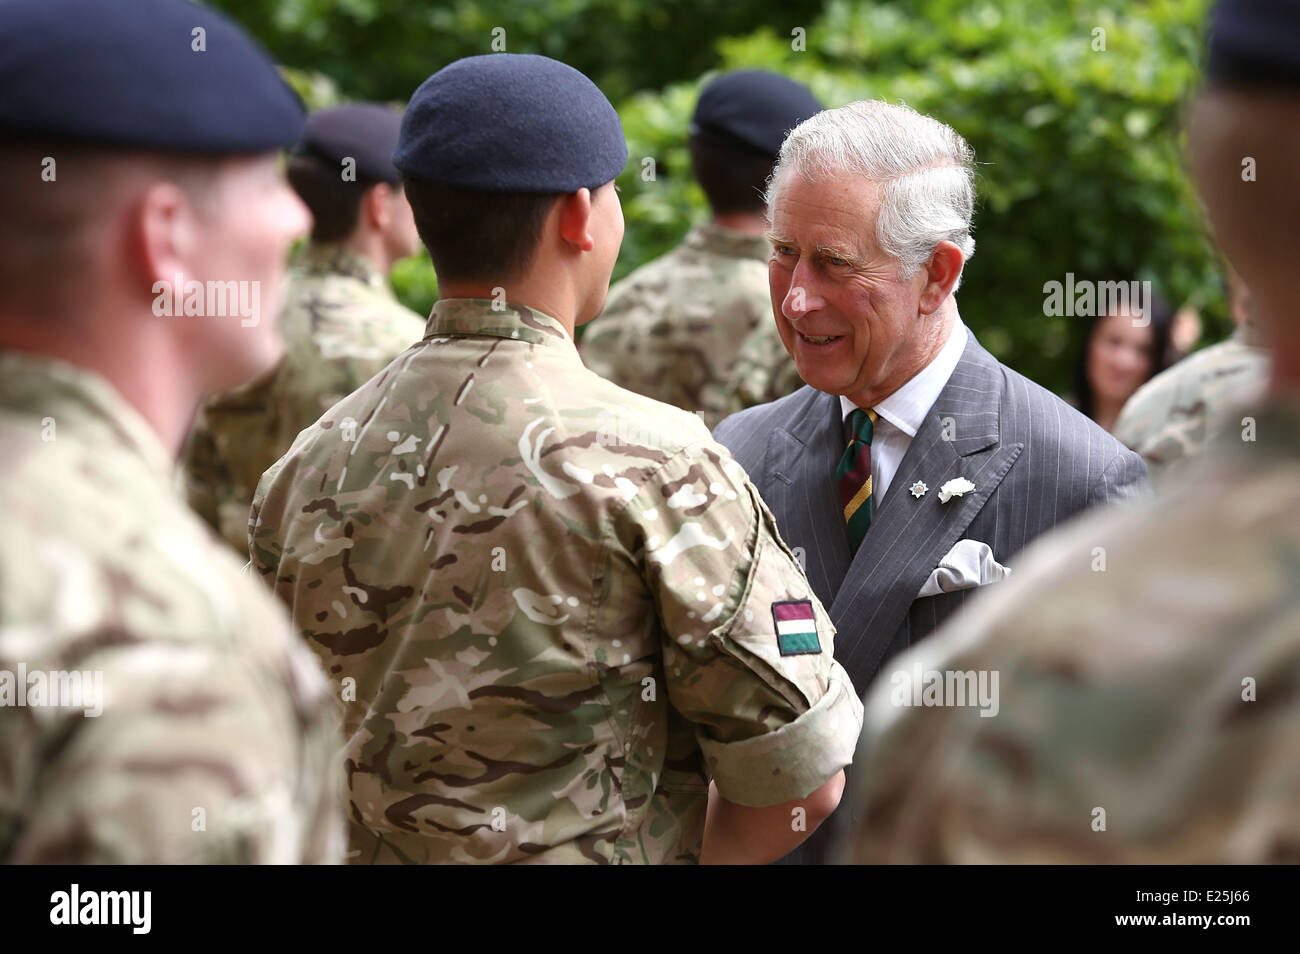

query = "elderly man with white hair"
[{"left": 714, "top": 100, "right": 1147, "bottom": 863}]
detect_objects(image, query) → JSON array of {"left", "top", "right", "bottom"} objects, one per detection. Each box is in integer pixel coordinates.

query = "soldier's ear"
[
  {"left": 360, "top": 182, "right": 394, "bottom": 232},
  {"left": 134, "top": 179, "right": 204, "bottom": 295},
  {"left": 556, "top": 188, "right": 595, "bottom": 253}
]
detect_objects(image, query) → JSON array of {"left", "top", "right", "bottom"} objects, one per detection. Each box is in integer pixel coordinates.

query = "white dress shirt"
[{"left": 839, "top": 320, "right": 969, "bottom": 504}]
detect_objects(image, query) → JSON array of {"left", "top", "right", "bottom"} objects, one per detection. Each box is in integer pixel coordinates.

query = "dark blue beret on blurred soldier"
[
  {"left": 1206, "top": 0, "right": 1300, "bottom": 88},
  {"left": 294, "top": 104, "right": 404, "bottom": 185},
  {"left": 689, "top": 70, "right": 823, "bottom": 157},
  {"left": 0, "top": 0, "right": 303, "bottom": 151}
]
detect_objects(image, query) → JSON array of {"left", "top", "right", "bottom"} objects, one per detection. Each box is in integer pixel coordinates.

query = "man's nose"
[
  {"left": 782, "top": 261, "right": 821, "bottom": 320},
  {"left": 281, "top": 186, "right": 312, "bottom": 242}
]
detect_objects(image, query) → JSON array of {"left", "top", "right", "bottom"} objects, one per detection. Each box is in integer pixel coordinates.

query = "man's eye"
[
  {"left": 827, "top": 257, "right": 849, "bottom": 267},
  {"left": 774, "top": 245, "right": 794, "bottom": 256}
]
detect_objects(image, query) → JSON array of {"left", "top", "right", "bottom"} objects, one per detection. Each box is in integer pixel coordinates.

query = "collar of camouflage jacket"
[
  {"left": 0, "top": 350, "right": 174, "bottom": 479},
  {"left": 685, "top": 222, "right": 772, "bottom": 262},
  {"left": 424, "top": 298, "right": 574, "bottom": 347},
  {"left": 293, "top": 242, "right": 387, "bottom": 288}
]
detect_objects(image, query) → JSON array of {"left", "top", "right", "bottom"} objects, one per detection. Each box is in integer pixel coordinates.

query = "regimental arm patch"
[{"left": 771, "top": 599, "right": 821, "bottom": 656}]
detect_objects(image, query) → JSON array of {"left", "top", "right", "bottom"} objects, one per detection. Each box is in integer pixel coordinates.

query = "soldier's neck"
[
  {"left": 436, "top": 280, "right": 579, "bottom": 342},
  {"left": 0, "top": 314, "right": 202, "bottom": 458},
  {"left": 1270, "top": 347, "right": 1300, "bottom": 397},
  {"left": 711, "top": 212, "right": 769, "bottom": 237},
  {"left": 1252, "top": 293, "right": 1298, "bottom": 396},
  {"left": 341, "top": 230, "right": 393, "bottom": 276}
]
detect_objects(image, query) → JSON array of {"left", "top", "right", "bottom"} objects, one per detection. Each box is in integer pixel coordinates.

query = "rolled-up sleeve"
[{"left": 630, "top": 442, "right": 863, "bottom": 806}]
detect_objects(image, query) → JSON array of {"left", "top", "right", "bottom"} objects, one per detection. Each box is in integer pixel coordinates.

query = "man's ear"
[
  {"left": 363, "top": 182, "right": 394, "bottom": 232},
  {"left": 918, "top": 240, "right": 964, "bottom": 314},
  {"left": 556, "top": 188, "right": 594, "bottom": 252},
  {"left": 135, "top": 180, "right": 200, "bottom": 292}
]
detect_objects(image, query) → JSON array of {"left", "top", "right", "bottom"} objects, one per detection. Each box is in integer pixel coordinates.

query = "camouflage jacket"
[
  {"left": 843, "top": 397, "right": 1300, "bottom": 863},
  {"left": 1115, "top": 323, "right": 1270, "bottom": 489},
  {"left": 580, "top": 223, "right": 791, "bottom": 428},
  {"left": 718, "top": 314, "right": 805, "bottom": 421},
  {"left": 181, "top": 243, "right": 426, "bottom": 556},
  {"left": 250, "top": 298, "right": 863, "bottom": 865},
  {"left": 0, "top": 352, "right": 344, "bottom": 863}
]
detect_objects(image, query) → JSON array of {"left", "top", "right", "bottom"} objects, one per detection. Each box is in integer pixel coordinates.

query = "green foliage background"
[{"left": 220, "top": 0, "right": 1224, "bottom": 395}]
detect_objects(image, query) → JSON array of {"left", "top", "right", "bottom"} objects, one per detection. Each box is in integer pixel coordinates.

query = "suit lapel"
[
  {"left": 829, "top": 337, "right": 1024, "bottom": 685},
  {"left": 764, "top": 389, "right": 850, "bottom": 610}
]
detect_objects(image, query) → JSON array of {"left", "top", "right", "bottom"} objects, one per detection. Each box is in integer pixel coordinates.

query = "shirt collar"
[
  {"left": 839, "top": 319, "right": 969, "bottom": 437},
  {"left": 425, "top": 298, "right": 574, "bottom": 348}
]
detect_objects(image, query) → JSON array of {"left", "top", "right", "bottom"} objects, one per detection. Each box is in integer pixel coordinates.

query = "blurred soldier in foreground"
[
  {"left": 0, "top": 0, "right": 342, "bottom": 862},
  {"left": 1115, "top": 269, "right": 1269, "bottom": 488},
  {"left": 181, "top": 104, "right": 425, "bottom": 555},
  {"left": 844, "top": 0, "right": 1300, "bottom": 863},
  {"left": 581, "top": 71, "right": 820, "bottom": 428},
  {"left": 250, "top": 54, "right": 861, "bottom": 865}
]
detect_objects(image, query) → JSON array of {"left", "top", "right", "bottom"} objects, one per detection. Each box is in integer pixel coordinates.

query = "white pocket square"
[{"left": 916, "top": 539, "right": 1011, "bottom": 598}]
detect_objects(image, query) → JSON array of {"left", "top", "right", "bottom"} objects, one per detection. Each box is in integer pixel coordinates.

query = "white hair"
[{"left": 766, "top": 100, "right": 976, "bottom": 290}]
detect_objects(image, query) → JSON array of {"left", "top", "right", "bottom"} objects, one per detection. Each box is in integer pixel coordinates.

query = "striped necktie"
[{"left": 837, "top": 407, "right": 877, "bottom": 554}]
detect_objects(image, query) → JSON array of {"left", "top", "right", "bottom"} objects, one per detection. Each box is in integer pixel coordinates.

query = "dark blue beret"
[
  {"left": 393, "top": 54, "right": 627, "bottom": 193},
  {"left": 0, "top": 0, "right": 303, "bottom": 152},
  {"left": 295, "top": 104, "right": 403, "bottom": 184},
  {"left": 690, "top": 70, "right": 823, "bottom": 157},
  {"left": 1208, "top": 0, "right": 1300, "bottom": 89}
]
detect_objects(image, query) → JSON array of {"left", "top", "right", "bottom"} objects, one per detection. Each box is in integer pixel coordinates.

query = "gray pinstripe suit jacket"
[
  {"left": 714, "top": 331, "right": 1148, "bottom": 865},
  {"left": 715, "top": 331, "right": 1149, "bottom": 698}
]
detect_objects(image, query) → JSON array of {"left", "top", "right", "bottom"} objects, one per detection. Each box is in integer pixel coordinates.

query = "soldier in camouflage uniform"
[
  {"left": 251, "top": 55, "right": 862, "bottom": 865},
  {"left": 720, "top": 315, "right": 807, "bottom": 420},
  {"left": 842, "top": 0, "right": 1300, "bottom": 864},
  {"left": 0, "top": 0, "right": 342, "bottom": 863},
  {"left": 182, "top": 104, "right": 426, "bottom": 556},
  {"left": 1115, "top": 273, "right": 1269, "bottom": 489},
  {"left": 581, "top": 71, "right": 821, "bottom": 428}
]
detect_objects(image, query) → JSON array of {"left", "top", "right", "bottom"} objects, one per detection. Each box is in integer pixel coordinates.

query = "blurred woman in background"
[{"left": 1072, "top": 291, "right": 1176, "bottom": 433}]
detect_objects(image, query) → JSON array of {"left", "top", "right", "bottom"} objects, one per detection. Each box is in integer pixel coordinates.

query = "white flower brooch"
[{"left": 937, "top": 477, "right": 975, "bottom": 504}]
